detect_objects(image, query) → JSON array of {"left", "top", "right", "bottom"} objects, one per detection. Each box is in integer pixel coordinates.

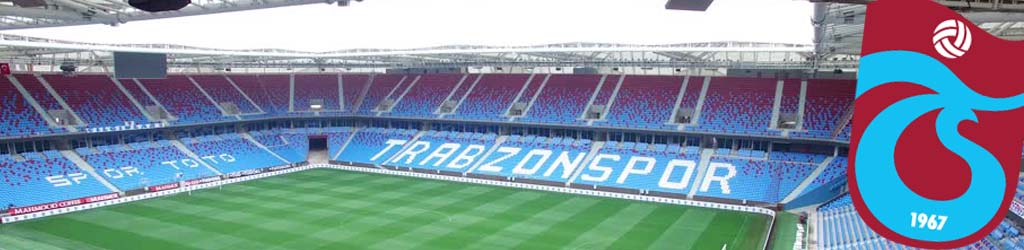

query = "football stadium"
[{"left": 0, "top": 0, "right": 1022, "bottom": 249}]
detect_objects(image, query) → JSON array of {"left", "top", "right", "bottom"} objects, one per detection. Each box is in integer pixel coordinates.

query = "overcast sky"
[{"left": 3, "top": 0, "right": 813, "bottom": 52}]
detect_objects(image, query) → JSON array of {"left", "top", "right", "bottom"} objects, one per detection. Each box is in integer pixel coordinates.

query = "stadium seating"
[
  {"left": 798, "top": 156, "right": 847, "bottom": 196},
  {"left": 250, "top": 129, "right": 309, "bottom": 163},
  {"left": 181, "top": 133, "right": 286, "bottom": 173},
  {"left": 342, "top": 75, "right": 371, "bottom": 112},
  {"left": 780, "top": 79, "right": 800, "bottom": 117},
  {"left": 386, "top": 130, "right": 498, "bottom": 172},
  {"left": 817, "top": 195, "right": 998, "bottom": 250},
  {"left": 294, "top": 74, "right": 341, "bottom": 112},
  {"left": 80, "top": 141, "right": 218, "bottom": 190},
  {"left": 589, "top": 75, "right": 620, "bottom": 107},
  {"left": 229, "top": 75, "right": 290, "bottom": 115},
  {"left": 389, "top": 74, "right": 464, "bottom": 117},
  {"left": 573, "top": 141, "right": 699, "bottom": 194},
  {"left": 473, "top": 134, "right": 593, "bottom": 182},
  {"left": 43, "top": 75, "right": 150, "bottom": 128},
  {"left": 597, "top": 75, "right": 684, "bottom": 129},
  {"left": 324, "top": 127, "right": 354, "bottom": 159},
  {"left": 0, "top": 76, "right": 58, "bottom": 137},
  {"left": 792, "top": 79, "right": 855, "bottom": 140},
  {"left": 13, "top": 74, "right": 63, "bottom": 111},
  {"left": 354, "top": 75, "right": 405, "bottom": 114},
  {"left": 0, "top": 151, "right": 113, "bottom": 208},
  {"left": 677, "top": 77, "right": 704, "bottom": 113},
  {"left": 519, "top": 75, "right": 599, "bottom": 125},
  {"left": 118, "top": 78, "right": 158, "bottom": 107},
  {"left": 139, "top": 76, "right": 228, "bottom": 124},
  {"left": 698, "top": 153, "right": 817, "bottom": 203},
  {"left": 335, "top": 127, "right": 418, "bottom": 164},
  {"left": 451, "top": 74, "right": 532, "bottom": 121},
  {"left": 692, "top": 77, "right": 778, "bottom": 136},
  {"left": 191, "top": 75, "right": 259, "bottom": 114}
]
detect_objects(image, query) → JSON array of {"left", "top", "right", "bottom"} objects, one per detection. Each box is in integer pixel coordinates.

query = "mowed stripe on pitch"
[{"left": 0, "top": 169, "right": 771, "bottom": 249}]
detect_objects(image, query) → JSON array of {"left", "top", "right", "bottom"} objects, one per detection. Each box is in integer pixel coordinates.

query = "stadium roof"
[{"left": 0, "top": 34, "right": 841, "bottom": 71}]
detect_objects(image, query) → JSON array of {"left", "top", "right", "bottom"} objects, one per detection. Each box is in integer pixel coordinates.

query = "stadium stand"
[
  {"left": 473, "top": 134, "right": 593, "bottom": 182},
  {"left": 139, "top": 76, "right": 228, "bottom": 124},
  {"left": 519, "top": 75, "right": 601, "bottom": 125},
  {"left": 13, "top": 74, "right": 64, "bottom": 112},
  {"left": 698, "top": 152, "right": 818, "bottom": 203},
  {"left": 43, "top": 75, "right": 150, "bottom": 128},
  {"left": 792, "top": 79, "right": 855, "bottom": 139},
  {"left": 118, "top": 78, "right": 157, "bottom": 107},
  {"left": 389, "top": 74, "right": 463, "bottom": 117},
  {"left": 676, "top": 76, "right": 705, "bottom": 118},
  {"left": 250, "top": 129, "right": 309, "bottom": 163},
  {"left": 798, "top": 156, "right": 847, "bottom": 196},
  {"left": 191, "top": 75, "right": 259, "bottom": 114},
  {"left": 386, "top": 130, "right": 498, "bottom": 171},
  {"left": 780, "top": 79, "right": 800, "bottom": 119},
  {"left": 354, "top": 75, "right": 405, "bottom": 114},
  {"left": 597, "top": 75, "right": 684, "bottom": 129},
  {"left": 294, "top": 74, "right": 341, "bottom": 112},
  {"left": 692, "top": 77, "right": 778, "bottom": 136},
  {"left": 342, "top": 75, "right": 371, "bottom": 112},
  {"left": 335, "top": 127, "right": 418, "bottom": 165},
  {"left": 79, "top": 141, "right": 218, "bottom": 190},
  {"left": 324, "top": 127, "right": 354, "bottom": 159},
  {"left": 450, "top": 74, "right": 532, "bottom": 121},
  {"left": 0, "top": 151, "right": 113, "bottom": 207},
  {"left": 230, "top": 75, "right": 291, "bottom": 115},
  {"left": 181, "top": 133, "right": 286, "bottom": 173},
  {"left": 573, "top": 141, "right": 699, "bottom": 194},
  {"left": 589, "top": 75, "right": 620, "bottom": 108},
  {"left": 0, "top": 76, "right": 58, "bottom": 137}
]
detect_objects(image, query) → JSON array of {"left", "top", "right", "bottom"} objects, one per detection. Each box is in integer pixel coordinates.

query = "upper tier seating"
[
  {"left": 229, "top": 75, "right": 290, "bottom": 115},
  {"left": 780, "top": 79, "right": 800, "bottom": 116},
  {"left": 342, "top": 75, "right": 371, "bottom": 112},
  {"left": 191, "top": 75, "right": 259, "bottom": 114},
  {"left": 13, "top": 74, "right": 63, "bottom": 111},
  {"left": 573, "top": 141, "right": 700, "bottom": 194},
  {"left": 80, "top": 141, "right": 218, "bottom": 190},
  {"left": 597, "top": 75, "right": 684, "bottom": 129},
  {"left": 451, "top": 74, "right": 532, "bottom": 121},
  {"left": 519, "top": 75, "right": 600, "bottom": 125},
  {"left": 389, "top": 74, "right": 464, "bottom": 117},
  {"left": 294, "top": 74, "right": 341, "bottom": 112},
  {"left": 692, "top": 78, "right": 777, "bottom": 136},
  {"left": 792, "top": 79, "right": 855, "bottom": 140},
  {"left": 43, "top": 75, "right": 149, "bottom": 128},
  {"left": 181, "top": 133, "right": 286, "bottom": 173},
  {"left": 817, "top": 195, "right": 997, "bottom": 250},
  {"left": 355, "top": 75, "right": 405, "bottom": 114},
  {"left": 678, "top": 77, "right": 704, "bottom": 112},
  {"left": 0, "top": 77, "right": 58, "bottom": 137},
  {"left": 472, "top": 135, "right": 593, "bottom": 182},
  {"left": 0, "top": 151, "right": 113, "bottom": 208},
  {"left": 335, "top": 127, "right": 418, "bottom": 164},
  {"left": 139, "top": 76, "right": 228, "bottom": 124}
]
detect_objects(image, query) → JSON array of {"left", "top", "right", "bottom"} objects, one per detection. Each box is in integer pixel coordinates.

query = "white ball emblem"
[{"left": 933, "top": 19, "right": 972, "bottom": 59}]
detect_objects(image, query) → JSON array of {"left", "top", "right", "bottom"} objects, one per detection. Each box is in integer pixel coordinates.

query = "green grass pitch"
[{"left": 0, "top": 168, "right": 772, "bottom": 250}]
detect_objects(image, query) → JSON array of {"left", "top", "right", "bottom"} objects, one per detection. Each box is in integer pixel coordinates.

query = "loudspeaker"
[
  {"left": 59, "top": 62, "right": 76, "bottom": 73},
  {"left": 129, "top": 0, "right": 190, "bottom": 12}
]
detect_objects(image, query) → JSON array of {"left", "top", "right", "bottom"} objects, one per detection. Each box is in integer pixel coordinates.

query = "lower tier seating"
[
  {"left": 80, "top": 141, "right": 219, "bottom": 190},
  {"left": 182, "top": 133, "right": 286, "bottom": 174},
  {"left": 0, "top": 151, "right": 113, "bottom": 208}
]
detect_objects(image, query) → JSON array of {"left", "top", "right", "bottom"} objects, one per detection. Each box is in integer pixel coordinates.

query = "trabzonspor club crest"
[{"left": 850, "top": 0, "right": 1024, "bottom": 248}]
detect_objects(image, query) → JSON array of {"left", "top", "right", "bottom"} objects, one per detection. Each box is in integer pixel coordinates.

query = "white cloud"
[{"left": 2, "top": 0, "right": 813, "bottom": 51}]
